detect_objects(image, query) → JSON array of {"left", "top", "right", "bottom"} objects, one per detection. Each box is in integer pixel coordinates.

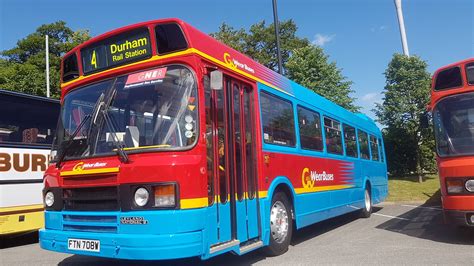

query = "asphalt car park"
[{"left": 1, "top": 203, "right": 473, "bottom": 265}]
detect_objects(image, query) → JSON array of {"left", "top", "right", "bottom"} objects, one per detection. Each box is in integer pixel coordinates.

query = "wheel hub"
[{"left": 270, "top": 201, "right": 289, "bottom": 243}]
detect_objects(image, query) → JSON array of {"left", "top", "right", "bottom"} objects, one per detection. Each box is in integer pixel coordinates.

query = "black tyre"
[
  {"left": 360, "top": 185, "right": 372, "bottom": 218},
  {"left": 264, "top": 191, "right": 293, "bottom": 256}
]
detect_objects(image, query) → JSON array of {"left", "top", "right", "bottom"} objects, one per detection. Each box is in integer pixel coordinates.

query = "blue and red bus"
[
  {"left": 429, "top": 58, "right": 474, "bottom": 226},
  {"left": 40, "top": 18, "right": 388, "bottom": 260}
]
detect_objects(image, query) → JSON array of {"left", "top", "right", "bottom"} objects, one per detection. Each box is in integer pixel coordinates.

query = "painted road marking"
[
  {"left": 401, "top": 204, "right": 442, "bottom": 211},
  {"left": 372, "top": 213, "right": 411, "bottom": 221}
]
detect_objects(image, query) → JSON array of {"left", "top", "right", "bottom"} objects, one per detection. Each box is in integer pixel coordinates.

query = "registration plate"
[{"left": 68, "top": 238, "right": 100, "bottom": 252}]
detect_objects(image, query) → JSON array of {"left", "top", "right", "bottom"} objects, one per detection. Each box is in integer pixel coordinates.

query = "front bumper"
[
  {"left": 40, "top": 228, "right": 203, "bottom": 260},
  {"left": 39, "top": 208, "right": 207, "bottom": 260}
]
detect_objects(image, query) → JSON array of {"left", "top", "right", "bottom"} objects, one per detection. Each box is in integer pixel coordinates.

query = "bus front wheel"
[
  {"left": 264, "top": 191, "right": 293, "bottom": 256},
  {"left": 360, "top": 186, "right": 372, "bottom": 218}
]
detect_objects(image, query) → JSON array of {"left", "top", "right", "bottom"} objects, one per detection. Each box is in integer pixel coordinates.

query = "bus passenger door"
[
  {"left": 205, "top": 75, "right": 259, "bottom": 250},
  {"left": 228, "top": 80, "right": 259, "bottom": 243}
]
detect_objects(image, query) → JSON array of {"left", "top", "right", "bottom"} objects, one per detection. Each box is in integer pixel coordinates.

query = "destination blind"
[{"left": 81, "top": 28, "right": 152, "bottom": 74}]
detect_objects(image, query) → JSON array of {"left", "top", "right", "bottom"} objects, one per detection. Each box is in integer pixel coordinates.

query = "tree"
[
  {"left": 211, "top": 20, "right": 309, "bottom": 73},
  {"left": 375, "top": 54, "right": 436, "bottom": 180},
  {"left": 286, "top": 45, "right": 358, "bottom": 111},
  {"left": 0, "top": 21, "right": 90, "bottom": 98},
  {"left": 211, "top": 20, "right": 359, "bottom": 111}
]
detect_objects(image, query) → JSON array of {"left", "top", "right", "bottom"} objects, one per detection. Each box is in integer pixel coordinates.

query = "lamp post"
[
  {"left": 272, "top": 0, "right": 284, "bottom": 74},
  {"left": 45, "top": 35, "right": 50, "bottom": 98},
  {"left": 394, "top": 0, "right": 410, "bottom": 56}
]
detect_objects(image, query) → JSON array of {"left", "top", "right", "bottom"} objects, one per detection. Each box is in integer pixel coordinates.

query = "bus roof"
[{"left": 0, "top": 89, "right": 59, "bottom": 104}]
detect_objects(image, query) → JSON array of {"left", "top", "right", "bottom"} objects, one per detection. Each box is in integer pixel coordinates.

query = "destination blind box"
[{"left": 81, "top": 28, "right": 152, "bottom": 75}]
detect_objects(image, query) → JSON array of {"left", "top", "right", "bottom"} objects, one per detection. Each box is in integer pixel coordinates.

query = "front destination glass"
[{"left": 433, "top": 92, "right": 474, "bottom": 157}]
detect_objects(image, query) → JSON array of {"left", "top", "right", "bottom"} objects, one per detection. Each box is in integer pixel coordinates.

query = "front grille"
[
  {"left": 63, "top": 214, "right": 118, "bottom": 233},
  {"left": 63, "top": 186, "right": 119, "bottom": 211}
]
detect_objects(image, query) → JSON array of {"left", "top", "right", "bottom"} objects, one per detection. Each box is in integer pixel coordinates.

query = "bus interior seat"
[{"left": 125, "top": 126, "right": 139, "bottom": 148}]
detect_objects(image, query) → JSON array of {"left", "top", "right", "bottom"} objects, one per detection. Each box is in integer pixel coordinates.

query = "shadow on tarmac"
[
  {"left": 0, "top": 231, "right": 38, "bottom": 249},
  {"left": 376, "top": 203, "right": 474, "bottom": 245}
]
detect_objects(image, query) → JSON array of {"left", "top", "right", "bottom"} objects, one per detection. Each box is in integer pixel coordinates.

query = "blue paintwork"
[
  {"left": 256, "top": 80, "right": 388, "bottom": 245},
  {"left": 40, "top": 72, "right": 387, "bottom": 261}
]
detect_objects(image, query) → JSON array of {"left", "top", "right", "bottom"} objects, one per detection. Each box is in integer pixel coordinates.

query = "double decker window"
[
  {"left": 434, "top": 67, "right": 462, "bottom": 90},
  {"left": 297, "top": 106, "right": 323, "bottom": 151},
  {"left": 260, "top": 92, "right": 296, "bottom": 147},
  {"left": 324, "top": 117, "right": 343, "bottom": 155},
  {"left": 343, "top": 125, "right": 358, "bottom": 158},
  {"left": 466, "top": 63, "right": 474, "bottom": 85}
]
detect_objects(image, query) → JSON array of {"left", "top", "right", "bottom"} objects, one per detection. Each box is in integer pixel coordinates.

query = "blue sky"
[{"left": 1, "top": 0, "right": 473, "bottom": 120}]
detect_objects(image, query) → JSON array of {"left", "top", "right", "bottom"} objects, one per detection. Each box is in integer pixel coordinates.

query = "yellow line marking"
[
  {"left": 180, "top": 197, "right": 208, "bottom": 209},
  {"left": 60, "top": 167, "right": 119, "bottom": 177}
]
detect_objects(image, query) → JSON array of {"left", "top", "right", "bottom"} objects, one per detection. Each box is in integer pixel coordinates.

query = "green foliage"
[
  {"left": 375, "top": 54, "right": 436, "bottom": 176},
  {"left": 212, "top": 20, "right": 309, "bottom": 73},
  {"left": 0, "top": 21, "right": 90, "bottom": 98},
  {"left": 286, "top": 45, "right": 358, "bottom": 111},
  {"left": 211, "top": 20, "right": 359, "bottom": 111}
]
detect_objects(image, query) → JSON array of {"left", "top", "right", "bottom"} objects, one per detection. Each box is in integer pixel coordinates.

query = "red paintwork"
[
  {"left": 261, "top": 152, "right": 354, "bottom": 191},
  {"left": 429, "top": 58, "right": 474, "bottom": 212},
  {"left": 49, "top": 18, "right": 355, "bottom": 205}
]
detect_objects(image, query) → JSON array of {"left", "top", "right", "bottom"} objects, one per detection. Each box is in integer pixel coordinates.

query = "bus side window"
[
  {"left": 260, "top": 91, "right": 296, "bottom": 147},
  {"left": 324, "top": 117, "right": 343, "bottom": 155},
  {"left": 358, "top": 130, "right": 370, "bottom": 160},
  {"left": 379, "top": 138, "right": 385, "bottom": 162},
  {"left": 297, "top": 106, "right": 323, "bottom": 151},
  {"left": 370, "top": 135, "right": 379, "bottom": 161},
  {"left": 343, "top": 124, "right": 358, "bottom": 158}
]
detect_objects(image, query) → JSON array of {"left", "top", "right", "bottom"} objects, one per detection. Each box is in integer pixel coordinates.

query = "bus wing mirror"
[{"left": 210, "top": 70, "right": 223, "bottom": 90}]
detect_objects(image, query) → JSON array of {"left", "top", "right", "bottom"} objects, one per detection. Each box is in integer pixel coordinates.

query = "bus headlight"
[
  {"left": 134, "top": 187, "right": 149, "bottom": 207},
  {"left": 465, "top": 180, "right": 474, "bottom": 192},
  {"left": 153, "top": 184, "right": 176, "bottom": 207},
  {"left": 44, "top": 191, "right": 55, "bottom": 207},
  {"left": 446, "top": 180, "right": 464, "bottom": 194}
]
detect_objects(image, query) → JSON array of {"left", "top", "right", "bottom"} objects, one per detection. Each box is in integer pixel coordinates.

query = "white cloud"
[
  {"left": 361, "top": 92, "right": 378, "bottom": 101},
  {"left": 371, "top": 25, "right": 388, "bottom": 33},
  {"left": 312, "top": 34, "right": 335, "bottom": 46}
]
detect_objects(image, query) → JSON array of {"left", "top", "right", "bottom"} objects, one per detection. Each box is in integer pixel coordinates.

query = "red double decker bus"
[
  {"left": 40, "top": 18, "right": 387, "bottom": 260},
  {"left": 430, "top": 58, "right": 474, "bottom": 226}
]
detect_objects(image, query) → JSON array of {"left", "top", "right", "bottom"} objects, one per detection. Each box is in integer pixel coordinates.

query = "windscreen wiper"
[
  {"left": 101, "top": 109, "right": 130, "bottom": 163},
  {"left": 55, "top": 114, "right": 91, "bottom": 168}
]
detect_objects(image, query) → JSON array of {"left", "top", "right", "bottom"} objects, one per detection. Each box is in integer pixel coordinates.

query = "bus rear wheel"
[
  {"left": 360, "top": 186, "right": 372, "bottom": 218},
  {"left": 264, "top": 191, "right": 293, "bottom": 256}
]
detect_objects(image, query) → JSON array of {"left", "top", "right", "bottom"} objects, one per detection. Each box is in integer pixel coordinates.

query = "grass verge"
[{"left": 386, "top": 174, "right": 441, "bottom": 204}]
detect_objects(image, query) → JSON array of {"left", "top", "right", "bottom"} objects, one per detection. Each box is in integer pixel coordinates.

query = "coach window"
[
  {"left": 324, "top": 117, "right": 343, "bottom": 155},
  {"left": 0, "top": 95, "right": 59, "bottom": 146},
  {"left": 297, "top": 106, "right": 323, "bottom": 151},
  {"left": 260, "top": 91, "right": 296, "bottom": 147},
  {"left": 343, "top": 124, "right": 358, "bottom": 157},
  {"left": 370, "top": 135, "right": 379, "bottom": 161},
  {"left": 358, "top": 130, "right": 370, "bottom": 160}
]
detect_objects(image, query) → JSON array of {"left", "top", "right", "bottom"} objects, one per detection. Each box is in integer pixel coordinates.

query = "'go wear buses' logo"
[
  {"left": 223, "top": 52, "right": 255, "bottom": 74},
  {"left": 301, "top": 167, "right": 335, "bottom": 188},
  {"left": 72, "top": 162, "right": 108, "bottom": 172},
  {"left": 224, "top": 53, "right": 237, "bottom": 69}
]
